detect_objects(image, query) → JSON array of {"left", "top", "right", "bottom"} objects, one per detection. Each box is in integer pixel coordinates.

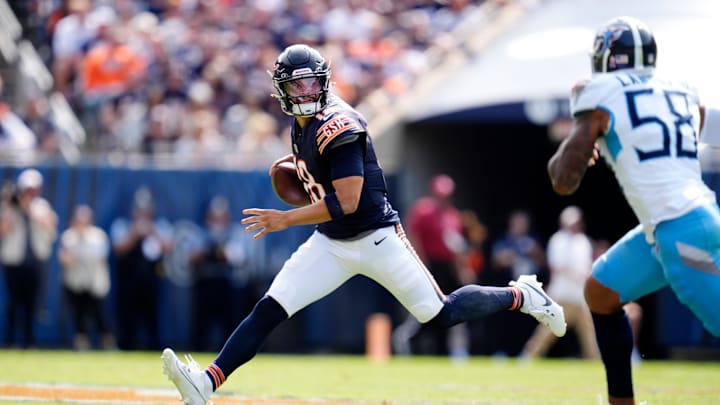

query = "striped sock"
[
  {"left": 508, "top": 286, "right": 523, "bottom": 311},
  {"left": 205, "top": 363, "right": 226, "bottom": 391}
]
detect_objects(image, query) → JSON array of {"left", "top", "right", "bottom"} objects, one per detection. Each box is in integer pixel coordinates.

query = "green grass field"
[{"left": 1, "top": 350, "right": 719, "bottom": 404}]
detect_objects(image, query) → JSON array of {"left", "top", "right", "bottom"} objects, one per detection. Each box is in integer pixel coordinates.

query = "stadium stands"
[{"left": 2, "top": 0, "right": 495, "bottom": 168}]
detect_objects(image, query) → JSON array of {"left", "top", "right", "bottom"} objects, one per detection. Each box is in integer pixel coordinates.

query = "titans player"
[
  {"left": 162, "top": 44, "right": 566, "bottom": 405},
  {"left": 548, "top": 16, "right": 720, "bottom": 405}
]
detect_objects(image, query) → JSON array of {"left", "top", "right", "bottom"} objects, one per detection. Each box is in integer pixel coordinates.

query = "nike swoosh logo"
[
  {"left": 175, "top": 361, "right": 206, "bottom": 400},
  {"left": 374, "top": 236, "right": 388, "bottom": 246},
  {"left": 525, "top": 283, "right": 552, "bottom": 306}
]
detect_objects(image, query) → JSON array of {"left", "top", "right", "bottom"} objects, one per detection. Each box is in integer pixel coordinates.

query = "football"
[{"left": 271, "top": 161, "right": 310, "bottom": 207}]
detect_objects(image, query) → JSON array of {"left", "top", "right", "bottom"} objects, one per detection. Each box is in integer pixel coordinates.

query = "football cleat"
[
  {"left": 161, "top": 348, "right": 213, "bottom": 405},
  {"left": 510, "top": 275, "right": 567, "bottom": 337}
]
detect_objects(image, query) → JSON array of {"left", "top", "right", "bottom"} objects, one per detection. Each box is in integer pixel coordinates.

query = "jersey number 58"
[{"left": 626, "top": 89, "right": 698, "bottom": 161}]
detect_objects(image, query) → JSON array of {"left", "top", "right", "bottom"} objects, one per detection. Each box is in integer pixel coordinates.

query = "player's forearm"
[
  {"left": 548, "top": 148, "right": 586, "bottom": 195},
  {"left": 284, "top": 188, "right": 361, "bottom": 226},
  {"left": 548, "top": 129, "right": 596, "bottom": 195},
  {"left": 283, "top": 200, "right": 333, "bottom": 226}
]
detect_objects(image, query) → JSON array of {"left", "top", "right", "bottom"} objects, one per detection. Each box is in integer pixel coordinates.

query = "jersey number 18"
[{"left": 296, "top": 159, "right": 326, "bottom": 203}]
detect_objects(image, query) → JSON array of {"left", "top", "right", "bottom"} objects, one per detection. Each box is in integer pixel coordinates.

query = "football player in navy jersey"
[
  {"left": 548, "top": 17, "right": 720, "bottom": 405},
  {"left": 161, "top": 44, "right": 566, "bottom": 405}
]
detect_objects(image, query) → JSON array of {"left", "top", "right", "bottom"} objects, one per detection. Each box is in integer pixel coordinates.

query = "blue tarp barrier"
[{"left": 0, "top": 164, "right": 400, "bottom": 351}]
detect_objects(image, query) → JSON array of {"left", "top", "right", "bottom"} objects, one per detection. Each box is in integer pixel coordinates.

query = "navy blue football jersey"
[{"left": 290, "top": 94, "right": 399, "bottom": 239}]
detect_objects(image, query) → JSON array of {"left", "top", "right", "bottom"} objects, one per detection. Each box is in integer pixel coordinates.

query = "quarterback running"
[{"left": 162, "top": 44, "right": 566, "bottom": 405}]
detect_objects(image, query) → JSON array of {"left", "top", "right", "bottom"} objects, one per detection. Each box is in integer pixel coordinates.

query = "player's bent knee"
[
  {"left": 411, "top": 304, "right": 442, "bottom": 324},
  {"left": 253, "top": 295, "right": 290, "bottom": 325},
  {"left": 422, "top": 305, "right": 453, "bottom": 329},
  {"left": 585, "top": 277, "right": 623, "bottom": 315}
]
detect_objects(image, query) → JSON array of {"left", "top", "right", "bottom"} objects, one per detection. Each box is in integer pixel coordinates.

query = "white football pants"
[{"left": 266, "top": 224, "right": 445, "bottom": 323}]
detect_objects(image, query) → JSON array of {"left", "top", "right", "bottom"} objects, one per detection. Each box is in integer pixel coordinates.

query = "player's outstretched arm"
[
  {"left": 242, "top": 203, "right": 327, "bottom": 239},
  {"left": 548, "top": 109, "right": 607, "bottom": 195},
  {"left": 242, "top": 175, "right": 363, "bottom": 239}
]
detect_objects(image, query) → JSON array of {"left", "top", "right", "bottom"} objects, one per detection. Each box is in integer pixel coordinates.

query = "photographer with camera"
[{"left": 0, "top": 169, "right": 58, "bottom": 348}]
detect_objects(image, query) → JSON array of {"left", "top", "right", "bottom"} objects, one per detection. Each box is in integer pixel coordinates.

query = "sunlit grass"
[{"left": 1, "top": 350, "right": 719, "bottom": 404}]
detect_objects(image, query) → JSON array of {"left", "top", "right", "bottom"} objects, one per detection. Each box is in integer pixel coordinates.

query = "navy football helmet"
[
  {"left": 271, "top": 44, "right": 331, "bottom": 117},
  {"left": 591, "top": 16, "right": 657, "bottom": 73}
]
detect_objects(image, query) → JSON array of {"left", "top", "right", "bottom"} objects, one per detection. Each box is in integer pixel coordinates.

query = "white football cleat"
[
  {"left": 510, "top": 275, "right": 567, "bottom": 337},
  {"left": 162, "top": 348, "right": 213, "bottom": 405}
]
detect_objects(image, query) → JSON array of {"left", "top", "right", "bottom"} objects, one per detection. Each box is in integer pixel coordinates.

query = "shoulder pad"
[
  {"left": 316, "top": 115, "right": 363, "bottom": 154},
  {"left": 570, "top": 74, "right": 621, "bottom": 116},
  {"left": 571, "top": 79, "right": 590, "bottom": 101}
]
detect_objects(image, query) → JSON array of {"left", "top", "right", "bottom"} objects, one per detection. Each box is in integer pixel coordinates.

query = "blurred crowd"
[{"left": 7, "top": 0, "right": 485, "bottom": 167}]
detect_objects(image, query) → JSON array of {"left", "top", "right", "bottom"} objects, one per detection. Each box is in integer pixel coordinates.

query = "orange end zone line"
[
  {"left": 0, "top": 383, "right": 399, "bottom": 404},
  {"left": 0, "top": 384, "right": 188, "bottom": 404}
]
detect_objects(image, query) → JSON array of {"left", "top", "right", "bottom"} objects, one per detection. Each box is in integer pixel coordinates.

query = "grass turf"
[{"left": 1, "top": 350, "right": 719, "bottom": 404}]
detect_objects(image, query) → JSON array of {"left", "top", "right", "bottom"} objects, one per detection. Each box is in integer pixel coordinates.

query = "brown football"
[{"left": 271, "top": 161, "right": 310, "bottom": 207}]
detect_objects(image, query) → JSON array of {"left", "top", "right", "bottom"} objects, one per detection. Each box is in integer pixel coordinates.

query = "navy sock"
[
  {"left": 425, "top": 285, "right": 516, "bottom": 329},
  {"left": 206, "top": 296, "right": 288, "bottom": 390},
  {"left": 592, "top": 310, "right": 634, "bottom": 398}
]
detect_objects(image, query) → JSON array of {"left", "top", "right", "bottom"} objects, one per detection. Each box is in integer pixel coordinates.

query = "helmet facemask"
[{"left": 273, "top": 72, "right": 331, "bottom": 117}]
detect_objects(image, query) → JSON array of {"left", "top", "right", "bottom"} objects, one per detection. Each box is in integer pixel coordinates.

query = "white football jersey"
[{"left": 571, "top": 69, "right": 716, "bottom": 242}]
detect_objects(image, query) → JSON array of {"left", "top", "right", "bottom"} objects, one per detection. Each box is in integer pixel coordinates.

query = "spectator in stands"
[
  {"left": 0, "top": 169, "right": 58, "bottom": 348},
  {"left": 520, "top": 206, "right": 599, "bottom": 359},
  {"left": 20, "top": 95, "right": 61, "bottom": 158},
  {"left": 110, "top": 186, "right": 173, "bottom": 350},
  {"left": 139, "top": 68, "right": 190, "bottom": 154},
  {"left": 0, "top": 76, "right": 38, "bottom": 162},
  {"left": 52, "top": 0, "right": 115, "bottom": 98},
  {"left": 393, "top": 174, "right": 472, "bottom": 360},
  {"left": 80, "top": 22, "right": 146, "bottom": 100},
  {"left": 173, "top": 81, "right": 227, "bottom": 164},
  {"left": 80, "top": 22, "right": 146, "bottom": 148},
  {"left": 59, "top": 204, "right": 116, "bottom": 351},
  {"left": 234, "top": 111, "right": 287, "bottom": 169}
]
